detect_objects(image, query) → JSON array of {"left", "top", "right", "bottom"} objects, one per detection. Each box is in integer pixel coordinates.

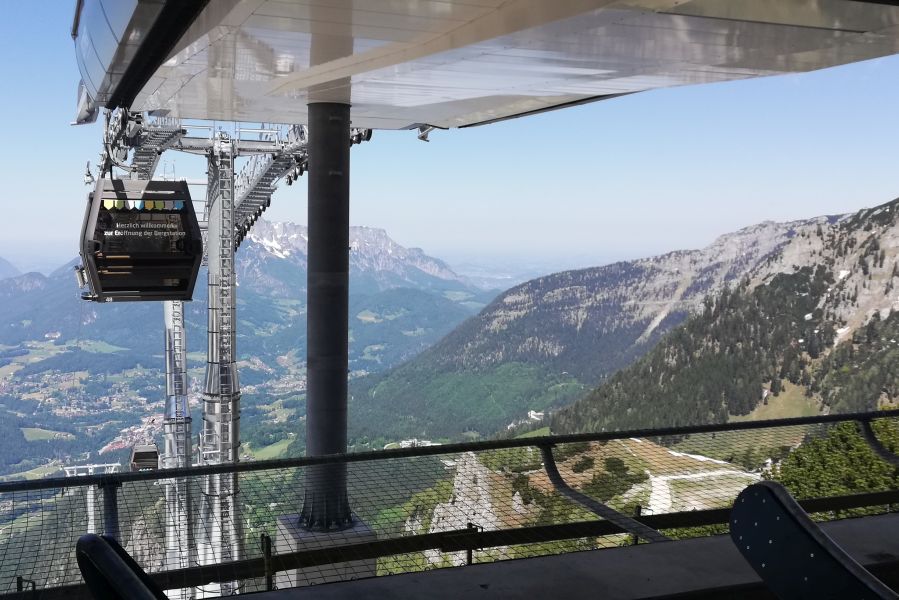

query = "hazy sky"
[{"left": 2, "top": 3, "right": 899, "bottom": 274}]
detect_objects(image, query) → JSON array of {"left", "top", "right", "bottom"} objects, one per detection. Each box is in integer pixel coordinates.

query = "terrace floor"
[{"left": 251, "top": 512, "right": 899, "bottom": 599}]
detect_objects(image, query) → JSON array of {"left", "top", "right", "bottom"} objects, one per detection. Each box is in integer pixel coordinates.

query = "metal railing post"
[
  {"left": 539, "top": 444, "right": 669, "bottom": 544},
  {"left": 632, "top": 505, "right": 642, "bottom": 545},
  {"left": 14, "top": 575, "right": 35, "bottom": 597},
  {"left": 262, "top": 533, "right": 273, "bottom": 591}
]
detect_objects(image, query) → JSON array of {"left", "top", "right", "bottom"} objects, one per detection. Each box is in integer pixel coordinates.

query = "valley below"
[{"left": 4, "top": 198, "right": 899, "bottom": 480}]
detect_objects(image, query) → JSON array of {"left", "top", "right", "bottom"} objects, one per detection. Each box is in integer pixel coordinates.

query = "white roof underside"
[{"left": 134, "top": 0, "right": 899, "bottom": 129}]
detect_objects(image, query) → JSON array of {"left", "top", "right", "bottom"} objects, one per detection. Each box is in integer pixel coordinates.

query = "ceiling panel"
[{"left": 122, "top": 0, "right": 899, "bottom": 128}]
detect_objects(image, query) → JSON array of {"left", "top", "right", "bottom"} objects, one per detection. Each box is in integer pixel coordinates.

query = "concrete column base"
[{"left": 275, "top": 514, "right": 377, "bottom": 590}]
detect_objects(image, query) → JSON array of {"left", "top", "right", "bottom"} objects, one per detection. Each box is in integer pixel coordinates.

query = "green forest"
[
  {"left": 771, "top": 420, "right": 899, "bottom": 503},
  {"left": 552, "top": 265, "right": 837, "bottom": 433}
]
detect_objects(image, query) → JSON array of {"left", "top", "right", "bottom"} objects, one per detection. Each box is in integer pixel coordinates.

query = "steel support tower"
[
  {"left": 162, "top": 299, "right": 195, "bottom": 600},
  {"left": 196, "top": 135, "right": 242, "bottom": 597},
  {"left": 128, "top": 119, "right": 198, "bottom": 598},
  {"left": 94, "top": 110, "right": 329, "bottom": 591}
]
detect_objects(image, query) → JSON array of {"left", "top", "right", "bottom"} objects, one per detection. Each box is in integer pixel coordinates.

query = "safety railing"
[{"left": 2, "top": 409, "right": 899, "bottom": 598}]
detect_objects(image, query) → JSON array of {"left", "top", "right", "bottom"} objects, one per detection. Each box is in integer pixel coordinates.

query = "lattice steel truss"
[
  {"left": 234, "top": 124, "right": 307, "bottom": 248},
  {"left": 196, "top": 136, "right": 243, "bottom": 598},
  {"left": 131, "top": 118, "right": 186, "bottom": 181},
  {"left": 162, "top": 300, "right": 194, "bottom": 600}
]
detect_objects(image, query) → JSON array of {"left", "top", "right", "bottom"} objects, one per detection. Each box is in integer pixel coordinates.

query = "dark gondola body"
[
  {"left": 129, "top": 443, "right": 160, "bottom": 472},
  {"left": 80, "top": 179, "right": 202, "bottom": 302}
]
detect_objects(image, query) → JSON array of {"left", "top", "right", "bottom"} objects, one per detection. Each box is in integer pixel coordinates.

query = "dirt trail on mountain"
[{"left": 636, "top": 270, "right": 694, "bottom": 343}]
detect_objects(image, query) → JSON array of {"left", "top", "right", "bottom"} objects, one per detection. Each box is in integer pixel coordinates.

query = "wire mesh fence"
[{"left": 1, "top": 412, "right": 899, "bottom": 597}]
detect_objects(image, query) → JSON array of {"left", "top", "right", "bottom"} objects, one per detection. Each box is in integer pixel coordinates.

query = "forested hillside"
[
  {"left": 0, "top": 222, "right": 489, "bottom": 474},
  {"left": 553, "top": 198, "right": 899, "bottom": 434},
  {"left": 350, "top": 218, "right": 825, "bottom": 441},
  {"left": 771, "top": 420, "right": 899, "bottom": 501},
  {"left": 552, "top": 267, "right": 833, "bottom": 431}
]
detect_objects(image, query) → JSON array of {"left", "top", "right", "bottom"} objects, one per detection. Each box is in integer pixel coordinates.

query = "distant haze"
[
  {"left": 0, "top": 247, "right": 76, "bottom": 276},
  {"left": 0, "top": 256, "right": 20, "bottom": 279}
]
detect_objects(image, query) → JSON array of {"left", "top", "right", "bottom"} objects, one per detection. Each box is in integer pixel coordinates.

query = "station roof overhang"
[{"left": 73, "top": 0, "right": 899, "bottom": 129}]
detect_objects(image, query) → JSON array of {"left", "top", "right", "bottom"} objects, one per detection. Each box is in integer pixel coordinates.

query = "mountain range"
[
  {"left": 350, "top": 197, "right": 899, "bottom": 445},
  {"left": 0, "top": 221, "right": 492, "bottom": 376},
  {"left": 0, "top": 221, "right": 493, "bottom": 474},
  {"left": 554, "top": 199, "right": 899, "bottom": 434},
  {"left": 5, "top": 199, "right": 899, "bottom": 473},
  {"left": 348, "top": 215, "right": 840, "bottom": 440}
]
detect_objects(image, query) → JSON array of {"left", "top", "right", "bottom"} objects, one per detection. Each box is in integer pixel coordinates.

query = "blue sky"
[{"left": 2, "top": 3, "right": 899, "bottom": 274}]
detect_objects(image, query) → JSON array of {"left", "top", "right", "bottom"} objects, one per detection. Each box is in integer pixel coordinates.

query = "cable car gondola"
[
  {"left": 79, "top": 179, "right": 202, "bottom": 302},
  {"left": 129, "top": 443, "right": 160, "bottom": 471}
]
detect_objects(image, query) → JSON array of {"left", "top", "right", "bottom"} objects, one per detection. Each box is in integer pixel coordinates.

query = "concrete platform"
[
  {"left": 274, "top": 515, "right": 376, "bottom": 588},
  {"left": 245, "top": 513, "right": 899, "bottom": 599}
]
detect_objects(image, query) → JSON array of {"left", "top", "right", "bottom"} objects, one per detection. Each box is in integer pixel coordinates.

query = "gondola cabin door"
[{"left": 79, "top": 179, "right": 202, "bottom": 302}]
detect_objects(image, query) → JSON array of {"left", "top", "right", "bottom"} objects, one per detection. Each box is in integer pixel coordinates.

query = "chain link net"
[{"left": 1, "top": 417, "right": 898, "bottom": 596}]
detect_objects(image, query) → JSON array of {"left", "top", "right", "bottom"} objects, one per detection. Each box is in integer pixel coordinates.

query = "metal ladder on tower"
[
  {"left": 131, "top": 117, "right": 186, "bottom": 180},
  {"left": 169, "top": 300, "right": 189, "bottom": 466},
  {"left": 217, "top": 138, "right": 235, "bottom": 460}
]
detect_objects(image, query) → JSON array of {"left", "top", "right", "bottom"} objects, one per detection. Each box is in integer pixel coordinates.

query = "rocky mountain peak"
[
  {"left": 750, "top": 198, "right": 899, "bottom": 344},
  {"left": 246, "top": 219, "right": 307, "bottom": 259},
  {"left": 353, "top": 198, "right": 899, "bottom": 441},
  {"left": 238, "top": 219, "right": 469, "bottom": 296},
  {"left": 432, "top": 212, "right": 834, "bottom": 379}
]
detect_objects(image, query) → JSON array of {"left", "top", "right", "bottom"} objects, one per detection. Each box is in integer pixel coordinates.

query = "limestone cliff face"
[
  {"left": 237, "top": 220, "right": 468, "bottom": 297},
  {"left": 0, "top": 272, "right": 48, "bottom": 297},
  {"left": 352, "top": 208, "right": 899, "bottom": 439},
  {"left": 425, "top": 217, "right": 830, "bottom": 382},
  {"left": 423, "top": 452, "right": 508, "bottom": 567},
  {"left": 412, "top": 440, "right": 757, "bottom": 568},
  {"left": 749, "top": 201, "right": 899, "bottom": 344},
  {"left": 124, "top": 514, "right": 166, "bottom": 573},
  {"left": 399, "top": 201, "right": 899, "bottom": 384},
  {"left": 552, "top": 198, "right": 899, "bottom": 434}
]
